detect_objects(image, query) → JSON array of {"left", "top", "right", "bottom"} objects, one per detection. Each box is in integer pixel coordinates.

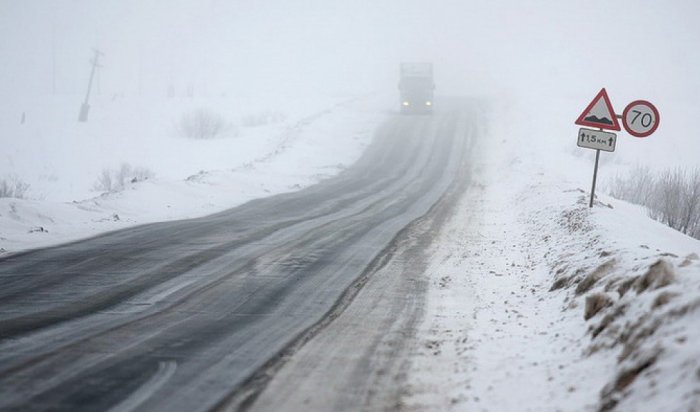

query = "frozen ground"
[
  {"left": 230, "top": 94, "right": 700, "bottom": 412},
  {"left": 1, "top": 1, "right": 698, "bottom": 411},
  {"left": 0, "top": 93, "right": 385, "bottom": 254},
  {"left": 1, "top": 92, "right": 699, "bottom": 410},
  {"left": 2, "top": 90, "right": 699, "bottom": 411},
  {"left": 400, "top": 99, "right": 700, "bottom": 411}
]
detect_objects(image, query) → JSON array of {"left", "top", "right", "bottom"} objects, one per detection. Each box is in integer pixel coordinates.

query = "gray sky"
[{"left": 1, "top": 0, "right": 698, "bottom": 101}]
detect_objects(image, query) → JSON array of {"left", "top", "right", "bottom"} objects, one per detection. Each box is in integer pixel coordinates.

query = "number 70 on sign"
[{"left": 623, "top": 100, "right": 659, "bottom": 138}]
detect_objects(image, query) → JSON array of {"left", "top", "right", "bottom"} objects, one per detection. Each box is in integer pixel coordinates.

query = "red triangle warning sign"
[{"left": 575, "top": 88, "right": 621, "bottom": 131}]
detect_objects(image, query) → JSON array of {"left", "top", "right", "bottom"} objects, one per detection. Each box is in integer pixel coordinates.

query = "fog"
[
  {"left": 4, "top": 5, "right": 700, "bottom": 411},
  {"left": 2, "top": 0, "right": 698, "bottom": 100},
  {"left": 1, "top": 0, "right": 699, "bottom": 178}
]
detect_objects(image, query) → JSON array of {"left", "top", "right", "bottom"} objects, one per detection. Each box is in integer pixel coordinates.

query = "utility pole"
[
  {"left": 96, "top": 64, "right": 101, "bottom": 96},
  {"left": 78, "top": 48, "right": 103, "bottom": 122}
]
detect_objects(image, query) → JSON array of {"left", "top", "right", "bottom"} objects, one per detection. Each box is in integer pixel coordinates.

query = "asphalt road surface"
[{"left": 0, "top": 99, "right": 477, "bottom": 412}]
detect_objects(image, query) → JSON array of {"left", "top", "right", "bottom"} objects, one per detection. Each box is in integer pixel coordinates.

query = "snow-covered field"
[
  {"left": 401, "top": 99, "right": 700, "bottom": 411},
  {"left": 2, "top": 90, "right": 699, "bottom": 410},
  {"left": 0, "top": 93, "right": 385, "bottom": 254},
  {"left": 2, "top": 91, "right": 698, "bottom": 410},
  {"left": 2, "top": 2, "right": 699, "bottom": 410}
]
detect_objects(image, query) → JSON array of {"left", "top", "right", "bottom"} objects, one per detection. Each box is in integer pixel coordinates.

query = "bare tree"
[
  {"left": 607, "top": 166, "right": 700, "bottom": 240},
  {"left": 608, "top": 165, "right": 655, "bottom": 206},
  {"left": 93, "top": 163, "right": 154, "bottom": 193},
  {"left": 178, "top": 108, "right": 235, "bottom": 139},
  {"left": 0, "top": 175, "right": 30, "bottom": 199}
]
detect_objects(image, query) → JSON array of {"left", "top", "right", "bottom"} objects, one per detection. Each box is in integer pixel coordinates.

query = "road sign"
[
  {"left": 578, "top": 128, "right": 616, "bottom": 152},
  {"left": 622, "top": 100, "right": 659, "bottom": 138},
  {"left": 575, "top": 88, "right": 621, "bottom": 131}
]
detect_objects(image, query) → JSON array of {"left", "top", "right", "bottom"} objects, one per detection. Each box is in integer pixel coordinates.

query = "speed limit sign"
[{"left": 622, "top": 100, "right": 659, "bottom": 138}]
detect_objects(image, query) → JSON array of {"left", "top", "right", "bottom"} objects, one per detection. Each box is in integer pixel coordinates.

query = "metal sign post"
[
  {"left": 577, "top": 127, "right": 616, "bottom": 208},
  {"left": 589, "top": 148, "right": 600, "bottom": 208},
  {"left": 575, "top": 89, "right": 620, "bottom": 208},
  {"left": 574, "top": 88, "right": 661, "bottom": 208}
]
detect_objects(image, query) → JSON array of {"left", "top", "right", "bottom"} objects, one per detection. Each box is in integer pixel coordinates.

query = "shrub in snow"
[
  {"left": 241, "top": 110, "right": 286, "bottom": 127},
  {"left": 584, "top": 292, "right": 613, "bottom": 320},
  {"left": 575, "top": 259, "right": 616, "bottom": 295},
  {"left": 607, "top": 165, "right": 655, "bottom": 206},
  {"left": 178, "top": 108, "right": 235, "bottom": 139},
  {"left": 648, "top": 168, "right": 700, "bottom": 239},
  {"left": 651, "top": 290, "right": 679, "bottom": 309},
  {"left": 633, "top": 259, "right": 676, "bottom": 293},
  {"left": 608, "top": 166, "right": 700, "bottom": 240},
  {"left": 0, "top": 175, "right": 30, "bottom": 199},
  {"left": 93, "top": 163, "right": 154, "bottom": 193}
]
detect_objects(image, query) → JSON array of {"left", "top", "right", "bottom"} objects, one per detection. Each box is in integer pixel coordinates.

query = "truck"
[{"left": 398, "top": 62, "right": 435, "bottom": 114}]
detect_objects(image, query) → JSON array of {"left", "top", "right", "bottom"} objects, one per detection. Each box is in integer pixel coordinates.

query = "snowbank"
[
  {"left": 538, "top": 187, "right": 700, "bottom": 411},
  {"left": 403, "top": 97, "right": 700, "bottom": 411}
]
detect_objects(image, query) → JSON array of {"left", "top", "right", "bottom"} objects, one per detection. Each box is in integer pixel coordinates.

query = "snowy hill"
[{"left": 0, "top": 94, "right": 385, "bottom": 253}]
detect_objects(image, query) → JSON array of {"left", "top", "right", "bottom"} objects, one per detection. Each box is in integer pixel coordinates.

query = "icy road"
[{"left": 0, "top": 100, "right": 476, "bottom": 411}]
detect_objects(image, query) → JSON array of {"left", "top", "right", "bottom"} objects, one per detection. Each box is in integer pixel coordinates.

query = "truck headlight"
[
  {"left": 425, "top": 101, "right": 432, "bottom": 106},
  {"left": 402, "top": 101, "right": 410, "bottom": 106}
]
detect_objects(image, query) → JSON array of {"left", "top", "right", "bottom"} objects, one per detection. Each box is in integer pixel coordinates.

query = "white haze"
[
  {"left": 1, "top": 0, "right": 699, "bottom": 167},
  {"left": 2, "top": 1, "right": 698, "bottom": 97}
]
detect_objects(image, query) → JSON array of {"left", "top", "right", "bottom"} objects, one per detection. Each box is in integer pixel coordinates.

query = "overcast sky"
[{"left": 1, "top": 0, "right": 698, "bottom": 101}]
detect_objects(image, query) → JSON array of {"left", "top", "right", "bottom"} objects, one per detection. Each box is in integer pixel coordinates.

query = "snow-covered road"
[
  {"left": 2, "top": 95, "right": 699, "bottom": 412},
  {"left": 246, "top": 98, "right": 700, "bottom": 412},
  {"left": 0, "top": 99, "right": 475, "bottom": 412}
]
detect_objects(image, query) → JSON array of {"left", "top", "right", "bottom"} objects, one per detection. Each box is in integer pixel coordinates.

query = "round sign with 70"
[{"left": 622, "top": 100, "right": 659, "bottom": 138}]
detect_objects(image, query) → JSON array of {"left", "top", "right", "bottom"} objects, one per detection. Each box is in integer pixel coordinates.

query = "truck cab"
[{"left": 399, "top": 62, "right": 435, "bottom": 114}]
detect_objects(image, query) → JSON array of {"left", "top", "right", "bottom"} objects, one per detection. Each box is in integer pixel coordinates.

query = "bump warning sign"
[{"left": 575, "top": 88, "right": 621, "bottom": 131}]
